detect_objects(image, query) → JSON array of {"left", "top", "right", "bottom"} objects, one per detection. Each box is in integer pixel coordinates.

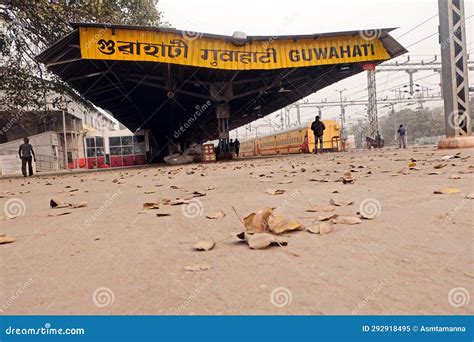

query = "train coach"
[{"left": 239, "top": 120, "right": 341, "bottom": 157}]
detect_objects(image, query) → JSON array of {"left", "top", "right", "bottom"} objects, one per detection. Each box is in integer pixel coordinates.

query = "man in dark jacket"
[
  {"left": 234, "top": 139, "right": 240, "bottom": 157},
  {"left": 18, "top": 137, "right": 36, "bottom": 177},
  {"left": 397, "top": 124, "right": 407, "bottom": 149},
  {"left": 310, "top": 116, "right": 326, "bottom": 154}
]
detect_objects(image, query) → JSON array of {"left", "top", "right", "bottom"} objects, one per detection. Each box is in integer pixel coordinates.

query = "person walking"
[
  {"left": 234, "top": 138, "right": 240, "bottom": 158},
  {"left": 375, "top": 130, "right": 382, "bottom": 148},
  {"left": 310, "top": 116, "right": 326, "bottom": 154},
  {"left": 18, "top": 137, "right": 36, "bottom": 177},
  {"left": 397, "top": 124, "right": 407, "bottom": 149}
]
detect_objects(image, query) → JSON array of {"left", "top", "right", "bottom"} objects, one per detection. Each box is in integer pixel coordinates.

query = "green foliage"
[
  {"left": 348, "top": 106, "right": 447, "bottom": 146},
  {"left": 0, "top": 0, "right": 167, "bottom": 115}
]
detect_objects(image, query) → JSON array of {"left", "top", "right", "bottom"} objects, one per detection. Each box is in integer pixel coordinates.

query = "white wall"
[{"left": 0, "top": 155, "right": 24, "bottom": 176}]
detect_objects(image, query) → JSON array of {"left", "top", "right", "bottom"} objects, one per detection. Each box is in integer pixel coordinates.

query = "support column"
[
  {"left": 295, "top": 103, "right": 301, "bottom": 126},
  {"left": 438, "top": 0, "right": 473, "bottom": 148},
  {"left": 363, "top": 63, "right": 379, "bottom": 138},
  {"left": 211, "top": 83, "right": 233, "bottom": 159}
]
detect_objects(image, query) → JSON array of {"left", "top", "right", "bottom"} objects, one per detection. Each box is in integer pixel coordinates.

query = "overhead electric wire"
[{"left": 395, "top": 13, "right": 438, "bottom": 40}]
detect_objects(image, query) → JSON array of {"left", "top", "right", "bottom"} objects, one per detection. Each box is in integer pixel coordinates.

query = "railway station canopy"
[{"left": 36, "top": 23, "right": 407, "bottom": 147}]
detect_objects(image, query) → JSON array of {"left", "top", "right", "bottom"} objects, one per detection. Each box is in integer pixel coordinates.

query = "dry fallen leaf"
[
  {"left": 434, "top": 188, "right": 461, "bottom": 194},
  {"left": 193, "top": 238, "right": 215, "bottom": 251},
  {"left": 247, "top": 233, "right": 288, "bottom": 250},
  {"left": 244, "top": 208, "right": 273, "bottom": 233},
  {"left": 306, "top": 206, "right": 335, "bottom": 213},
  {"left": 341, "top": 172, "right": 354, "bottom": 184},
  {"left": 317, "top": 213, "right": 338, "bottom": 221},
  {"left": 360, "top": 212, "right": 377, "bottom": 220},
  {"left": 71, "top": 202, "right": 88, "bottom": 209},
  {"left": 156, "top": 212, "right": 171, "bottom": 217},
  {"left": 190, "top": 191, "right": 206, "bottom": 197},
  {"left": 50, "top": 198, "right": 68, "bottom": 208},
  {"left": 48, "top": 211, "right": 72, "bottom": 217},
  {"left": 449, "top": 175, "right": 461, "bottom": 180},
  {"left": 143, "top": 202, "right": 160, "bottom": 210},
  {"left": 329, "top": 198, "right": 354, "bottom": 206},
  {"left": 306, "top": 221, "right": 333, "bottom": 235},
  {"left": 336, "top": 216, "right": 362, "bottom": 225},
  {"left": 184, "top": 264, "right": 211, "bottom": 272},
  {"left": 265, "top": 188, "right": 285, "bottom": 195},
  {"left": 277, "top": 180, "right": 293, "bottom": 184},
  {"left": 206, "top": 210, "right": 225, "bottom": 219},
  {"left": 170, "top": 199, "right": 188, "bottom": 206},
  {"left": 427, "top": 171, "right": 443, "bottom": 175},
  {"left": 434, "top": 163, "right": 448, "bottom": 169},
  {"left": 268, "top": 213, "right": 302, "bottom": 234},
  {"left": 0, "top": 234, "right": 15, "bottom": 244}
]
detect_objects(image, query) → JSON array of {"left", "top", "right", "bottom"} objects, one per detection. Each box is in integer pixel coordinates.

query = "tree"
[
  {"left": 348, "top": 106, "right": 448, "bottom": 147},
  {"left": 0, "top": 0, "right": 167, "bottom": 125}
]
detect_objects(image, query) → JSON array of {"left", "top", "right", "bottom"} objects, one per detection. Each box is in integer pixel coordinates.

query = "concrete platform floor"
[{"left": 0, "top": 145, "right": 472, "bottom": 315}]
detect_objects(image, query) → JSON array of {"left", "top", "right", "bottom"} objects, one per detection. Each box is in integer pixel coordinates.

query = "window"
[
  {"left": 86, "top": 137, "right": 105, "bottom": 159},
  {"left": 108, "top": 135, "right": 145, "bottom": 156},
  {"left": 96, "top": 137, "right": 104, "bottom": 147},
  {"left": 121, "top": 136, "right": 133, "bottom": 146},
  {"left": 110, "top": 147, "right": 121, "bottom": 156},
  {"left": 109, "top": 137, "right": 121, "bottom": 147},
  {"left": 87, "top": 148, "right": 96, "bottom": 157},
  {"left": 86, "top": 137, "right": 95, "bottom": 148}
]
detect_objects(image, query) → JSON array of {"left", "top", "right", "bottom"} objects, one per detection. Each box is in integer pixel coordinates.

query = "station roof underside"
[{"left": 36, "top": 23, "right": 407, "bottom": 143}]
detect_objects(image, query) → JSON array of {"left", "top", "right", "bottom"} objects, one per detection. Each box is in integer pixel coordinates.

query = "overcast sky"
[{"left": 159, "top": 0, "right": 473, "bottom": 137}]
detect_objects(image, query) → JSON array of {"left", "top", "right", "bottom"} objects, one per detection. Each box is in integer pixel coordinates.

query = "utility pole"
[
  {"left": 285, "top": 107, "right": 291, "bottom": 128},
  {"left": 406, "top": 69, "right": 418, "bottom": 96},
  {"left": 335, "top": 89, "right": 346, "bottom": 137},
  {"left": 295, "top": 102, "right": 301, "bottom": 126},
  {"left": 363, "top": 63, "right": 379, "bottom": 138},
  {"left": 438, "top": 0, "right": 472, "bottom": 141},
  {"left": 316, "top": 105, "right": 323, "bottom": 118}
]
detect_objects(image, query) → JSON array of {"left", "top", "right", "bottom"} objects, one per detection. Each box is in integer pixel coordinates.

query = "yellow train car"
[
  {"left": 306, "top": 120, "right": 341, "bottom": 152},
  {"left": 237, "top": 120, "right": 340, "bottom": 158},
  {"left": 239, "top": 139, "right": 257, "bottom": 157}
]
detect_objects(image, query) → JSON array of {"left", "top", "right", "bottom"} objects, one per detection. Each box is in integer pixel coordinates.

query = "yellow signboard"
[{"left": 79, "top": 27, "right": 390, "bottom": 70}]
